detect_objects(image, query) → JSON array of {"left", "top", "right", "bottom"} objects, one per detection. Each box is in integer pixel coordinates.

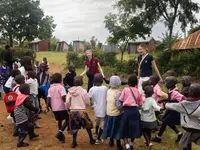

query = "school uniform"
[{"left": 119, "top": 87, "right": 144, "bottom": 139}]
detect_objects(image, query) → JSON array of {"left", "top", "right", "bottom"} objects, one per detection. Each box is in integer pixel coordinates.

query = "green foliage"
[
  {"left": 188, "top": 25, "right": 200, "bottom": 35},
  {"left": 49, "top": 36, "right": 60, "bottom": 51}
]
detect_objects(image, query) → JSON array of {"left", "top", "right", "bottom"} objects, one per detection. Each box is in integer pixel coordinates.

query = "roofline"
[{"left": 129, "top": 37, "right": 154, "bottom": 44}]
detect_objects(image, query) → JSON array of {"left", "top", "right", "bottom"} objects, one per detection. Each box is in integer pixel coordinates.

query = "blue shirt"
[{"left": 138, "top": 54, "right": 154, "bottom": 77}]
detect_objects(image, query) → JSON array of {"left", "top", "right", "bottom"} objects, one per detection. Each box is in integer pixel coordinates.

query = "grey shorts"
[{"left": 95, "top": 117, "right": 105, "bottom": 129}]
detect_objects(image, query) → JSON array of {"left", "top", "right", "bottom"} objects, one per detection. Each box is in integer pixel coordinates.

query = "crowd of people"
[{"left": 0, "top": 44, "right": 200, "bottom": 150}]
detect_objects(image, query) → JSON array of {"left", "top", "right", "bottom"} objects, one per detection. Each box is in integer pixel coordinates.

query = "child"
[
  {"left": 63, "top": 65, "right": 76, "bottom": 90},
  {"left": 42, "top": 57, "right": 49, "bottom": 71},
  {"left": 14, "top": 84, "right": 40, "bottom": 147},
  {"left": 66, "top": 76, "right": 95, "bottom": 148},
  {"left": 34, "top": 61, "right": 40, "bottom": 75},
  {"left": 152, "top": 76, "right": 184, "bottom": 143},
  {"left": 103, "top": 73, "right": 128, "bottom": 86},
  {"left": 102, "top": 76, "right": 123, "bottom": 150},
  {"left": 181, "top": 76, "right": 192, "bottom": 98},
  {"left": 165, "top": 84, "right": 200, "bottom": 150},
  {"left": 89, "top": 74, "right": 108, "bottom": 144},
  {"left": 166, "top": 70, "right": 176, "bottom": 77},
  {"left": 37, "top": 63, "right": 49, "bottom": 86},
  {"left": 0, "top": 62, "right": 9, "bottom": 97},
  {"left": 47, "top": 73, "right": 68, "bottom": 143},
  {"left": 13, "top": 58, "right": 21, "bottom": 69},
  {"left": 141, "top": 86, "right": 163, "bottom": 149},
  {"left": 119, "top": 74, "right": 144, "bottom": 150}
]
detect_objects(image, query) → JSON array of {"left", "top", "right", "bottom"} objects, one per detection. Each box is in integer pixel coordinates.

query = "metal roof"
[{"left": 129, "top": 37, "right": 154, "bottom": 44}]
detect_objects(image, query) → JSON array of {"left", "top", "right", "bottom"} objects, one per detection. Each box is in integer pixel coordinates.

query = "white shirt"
[
  {"left": 4, "top": 77, "right": 14, "bottom": 88},
  {"left": 89, "top": 85, "right": 108, "bottom": 118},
  {"left": 26, "top": 78, "right": 39, "bottom": 95},
  {"left": 13, "top": 61, "right": 21, "bottom": 69},
  {"left": 141, "top": 97, "right": 161, "bottom": 122},
  {"left": 18, "top": 66, "right": 27, "bottom": 80}
]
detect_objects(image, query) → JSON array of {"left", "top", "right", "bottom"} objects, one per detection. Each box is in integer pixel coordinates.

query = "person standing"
[
  {"left": 80, "top": 50, "right": 104, "bottom": 91},
  {"left": 3, "top": 45, "right": 13, "bottom": 74}
]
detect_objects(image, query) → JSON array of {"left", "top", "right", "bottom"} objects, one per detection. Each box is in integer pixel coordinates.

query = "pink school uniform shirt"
[
  {"left": 152, "top": 84, "right": 162, "bottom": 107},
  {"left": 120, "top": 87, "right": 144, "bottom": 107},
  {"left": 169, "top": 87, "right": 184, "bottom": 102},
  {"left": 48, "top": 83, "right": 67, "bottom": 112}
]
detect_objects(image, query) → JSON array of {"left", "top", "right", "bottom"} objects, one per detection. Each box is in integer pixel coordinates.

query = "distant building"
[
  {"left": 128, "top": 37, "right": 155, "bottom": 54},
  {"left": 101, "top": 45, "right": 118, "bottom": 53},
  {"left": 172, "top": 30, "right": 200, "bottom": 50},
  {"left": 30, "top": 40, "right": 49, "bottom": 51},
  {"left": 56, "top": 41, "right": 69, "bottom": 52},
  {"left": 73, "top": 40, "right": 85, "bottom": 52}
]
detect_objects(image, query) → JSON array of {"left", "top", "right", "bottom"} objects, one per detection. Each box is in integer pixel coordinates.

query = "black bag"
[{"left": 86, "top": 58, "right": 94, "bottom": 78}]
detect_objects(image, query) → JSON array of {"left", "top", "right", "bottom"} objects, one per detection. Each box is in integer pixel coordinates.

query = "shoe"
[
  {"left": 34, "top": 123, "right": 41, "bottom": 129},
  {"left": 71, "top": 143, "right": 77, "bottom": 148},
  {"left": 176, "top": 133, "right": 183, "bottom": 143},
  {"left": 17, "top": 132, "right": 29, "bottom": 147},
  {"left": 55, "top": 132, "right": 65, "bottom": 143},
  {"left": 93, "top": 134, "right": 98, "bottom": 140},
  {"left": 90, "top": 139, "right": 95, "bottom": 145},
  {"left": 95, "top": 139, "right": 102, "bottom": 145},
  {"left": 109, "top": 140, "right": 114, "bottom": 147},
  {"left": 29, "top": 126, "right": 39, "bottom": 140},
  {"left": 151, "top": 136, "right": 162, "bottom": 143},
  {"left": 147, "top": 143, "right": 153, "bottom": 149}
]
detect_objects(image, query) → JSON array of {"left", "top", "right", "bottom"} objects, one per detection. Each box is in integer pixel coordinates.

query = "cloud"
[{"left": 40, "top": 0, "right": 200, "bottom": 43}]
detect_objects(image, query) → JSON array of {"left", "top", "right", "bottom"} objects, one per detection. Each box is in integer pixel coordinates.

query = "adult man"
[{"left": 3, "top": 45, "right": 13, "bottom": 74}]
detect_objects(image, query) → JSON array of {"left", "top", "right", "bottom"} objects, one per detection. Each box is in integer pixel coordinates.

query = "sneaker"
[
  {"left": 34, "top": 123, "right": 41, "bottom": 129},
  {"left": 176, "top": 133, "right": 183, "bottom": 143},
  {"left": 95, "top": 139, "right": 102, "bottom": 145},
  {"left": 151, "top": 136, "right": 162, "bottom": 143},
  {"left": 93, "top": 134, "right": 98, "bottom": 140},
  {"left": 147, "top": 143, "right": 153, "bottom": 149},
  {"left": 90, "top": 139, "right": 95, "bottom": 145}
]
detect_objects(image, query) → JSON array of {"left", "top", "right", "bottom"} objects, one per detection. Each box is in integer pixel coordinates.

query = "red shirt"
[{"left": 85, "top": 57, "right": 100, "bottom": 75}]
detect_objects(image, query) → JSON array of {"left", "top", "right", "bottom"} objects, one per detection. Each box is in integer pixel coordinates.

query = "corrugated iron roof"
[
  {"left": 129, "top": 37, "right": 154, "bottom": 44},
  {"left": 172, "top": 30, "right": 200, "bottom": 50}
]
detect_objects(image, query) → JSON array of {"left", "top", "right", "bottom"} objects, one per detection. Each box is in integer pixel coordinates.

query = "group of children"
[{"left": 1, "top": 56, "right": 200, "bottom": 150}]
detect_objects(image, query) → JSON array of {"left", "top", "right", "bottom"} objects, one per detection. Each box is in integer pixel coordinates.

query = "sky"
[{"left": 40, "top": 0, "right": 200, "bottom": 43}]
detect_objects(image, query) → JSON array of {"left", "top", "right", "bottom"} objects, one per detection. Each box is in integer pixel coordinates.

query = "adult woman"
[
  {"left": 18, "top": 56, "right": 33, "bottom": 80},
  {"left": 80, "top": 50, "right": 104, "bottom": 91},
  {"left": 137, "top": 44, "right": 163, "bottom": 92}
]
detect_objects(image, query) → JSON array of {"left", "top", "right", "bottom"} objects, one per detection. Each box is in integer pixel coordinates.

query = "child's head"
[
  {"left": 128, "top": 74, "right": 138, "bottom": 87},
  {"left": 11, "top": 69, "right": 21, "bottom": 78},
  {"left": 189, "top": 84, "right": 200, "bottom": 98},
  {"left": 74, "top": 76, "right": 83, "bottom": 86},
  {"left": 111, "top": 72, "right": 118, "bottom": 76},
  {"left": 68, "top": 65, "right": 75, "bottom": 73},
  {"left": 49, "top": 74, "right": 54, "bottom": 84},
  {"left": 53, "top": 73, "right": 62, "bottom": 84},
  {"left": 110, "top": 76, "right": 121, "bottom": 89},
  {"left": 43, "top": 57, "right": 47, "bottom": 63},
  {"left": 3, "top": 61, "right": 7, "bottom": 67},
  {"left": 138, "top": 43, "right": 148, "bottom": 55},
  {"left": 40, "top": 63, "right": 46, "bottom": 72},
  {"left": 15, "top": 75, "right": 25, "bottom": 85},
  {"left": 19, "top": 84, "right": 30, "bottom": 95},
  {"left": 36, "top": 61, "right": 39, "bottom": 66},
  {"left": 142, "top": 80, "right": 151, "bottom": 91},
  {"left": 5, "top": 45, "right": 10, "bottom": 50},
  {"left": 181, "top": 76, "right": 192, "bottom": 87},
  {"left": 27, "top": 71, "right": 36, "bottom": 79},
  {"left": 165, "top": 76, "right": 177, "bottom": 90},
  {"left": 85, "top": 50, "right": 93, "bottom": 60},
  {"left": 93, "top": 73, "right": 103, "bottom": 86},
  {"left": 149, "top": 75, "right": 160, "bottom": 86},
  {"left": 166, "top": 70, "right": 176, "bottom": 77},
  {"left": 144, "top": 86, "right": 154, "bottom": 98}
]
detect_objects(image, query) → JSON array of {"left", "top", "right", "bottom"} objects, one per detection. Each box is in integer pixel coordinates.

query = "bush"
[{"left": 116, "top": 59, "right": 138, "bottom": 74}]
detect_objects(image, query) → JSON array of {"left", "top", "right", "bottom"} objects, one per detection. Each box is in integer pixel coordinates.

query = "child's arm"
[
  {"left": 47, "top": 97, "right": 51, "bottom": 111},
  {"left": 23, "top": 97, "right": 40, "bottom": 114},
  {"left": 160, "top": 91, "right": 168, "bottom": 99},
  {"left": 65, "top": 94, "right": 71, "bottom": 110},
  {"left": 121, "top": 81, "right": 128, "bottom": 86},
  {"left": 83, "top": 90, "right": 90, "bottom": 106},
  {"left": 103, "top": 78, "right": 110, "bottom": 84},
  {"left": 165, "top": 102, "right": 186, "bottom": 114},
  {"left": 116, "top": 92, "right": 122, "bottom": 109},
  {"left": 152, "top": 99, "right": 161, "bottom": 111},
  {"left": 62, "top": 95, "right": 66, "bottom": 102}
]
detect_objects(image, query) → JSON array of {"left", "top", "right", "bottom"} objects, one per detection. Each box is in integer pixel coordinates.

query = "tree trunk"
[
  {"left": 9, "top": 34, "right": 13, "bottom": 47},
  {"left": 168, "top": 25, "right": 174, "bottom": 50},
  {"left": 120, "top": 50, "right": 125, "bottom": 71}
]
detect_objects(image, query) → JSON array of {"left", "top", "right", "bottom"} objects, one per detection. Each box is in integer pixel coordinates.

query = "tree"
[
  {"left": 116, "top": 0, "right": 200, "bottom": 50},
  {"left": 49, "top": 36, "right": 60, "bottom": 51},
  {"left": 38, "top": 16, "right": 56, "bottom": 40},
  {"left": 104, "top": 13, "right": 151, "bottom": 70},
  {"left": 90, "top": 36, "right": 98, "bottom": 50},
  {"left": 188, "top": 24, "right": 200, "bottom": 35}
]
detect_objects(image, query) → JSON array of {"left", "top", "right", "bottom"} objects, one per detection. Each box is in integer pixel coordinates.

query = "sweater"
[{"left": 141, "top": 97, "right": 161, "bottom": 122}]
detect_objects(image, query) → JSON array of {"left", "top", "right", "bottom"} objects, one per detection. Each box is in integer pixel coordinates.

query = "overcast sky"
[{"left": 40, "top": 0, "right": 200, "bottom": 43}]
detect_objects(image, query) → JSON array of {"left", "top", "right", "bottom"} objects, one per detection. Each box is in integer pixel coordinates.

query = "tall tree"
[
  {"left": 188, "top": 24, "right": 200, "bottom": 35},
  {"left": 38, "top": 15, "right": 56, "bottom": 40},
  {"left": 116, "top": 0, "right": 200, "bottom": 50}
]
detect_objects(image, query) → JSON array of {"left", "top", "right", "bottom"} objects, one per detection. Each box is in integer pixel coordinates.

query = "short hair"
[
  {"left": 144, "top": 86, "right": 154, "bottom": 98},
  {"left": 53, "top": 73, "right": 62, "bottom": 83},
  {"left": 142, "top": 80, "right": 151, "bottom": 91},
  {"left": 43, "top": 57, "right": 47, "bottom": 61},
  {"left": 74, "top": 76, "right": 83, "bottom": 86},
  {"left": 19, "top": 84, "right": 30, "bottom": 95},
  {"left": 181, "top": 76, "right": 192, "bottom": 87},
  {"left": 110, "top": 76, "right": 121, "bottom": 88},
  {"left": 166, "top": 70, "right": 176, "bottom": 77},
  {"left": 128, "top": 74, "right": 138, "bottom": 87},
  {"left": 93, "top": 73, "right": 103, "bottom": 85},
  {"left": 11, "top": 69, "right": 21, "bottom": 78},
  {"left": 68, "top": 65, "right": 75, "bottom": 72},
  {"left": 165, "top": 76, "right": 177, "bottom": 89},
  {"left": 149, "top": 75, "right": 160, "bottom": 85},
  {"left": 27, "top": 71, "right": 36, "bottom": 79},
  {"left": 190, "top": 84, "right": 200, "bottom": 98},
  {"left": 5, "top": 45, "right": 10, "bottom": 49},
  {"left": 15, "top": 75, "right": 25, "bottom": 84}
]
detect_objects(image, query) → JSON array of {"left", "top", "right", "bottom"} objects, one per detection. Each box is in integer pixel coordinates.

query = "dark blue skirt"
[
  {"left": 102, "top": 115, "right": 121, "bottom": 140},
  {"left": 162, "top": 110, "right": 180, "bottom": 125},
  {"left": 119, "top": 107, "right": 142, "bottom": 139}
]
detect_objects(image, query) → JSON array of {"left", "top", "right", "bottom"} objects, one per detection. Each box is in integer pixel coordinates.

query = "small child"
[
  {"left": 14, "top": 84, "right": 40, "bottom": 147},
  {"left": 66, "top": 76, "right": 95, "bottom": 148},
  {"left": 34, "top": 61, "right": 40, "bottom": 75},
  {"left": 0, "top": 62, "right": 9, "bottom": 97},
  {"left": 119, "top": 74, "right": 144, "bottom": 150},
  {"left": 152, "top": 76, "right": 184, "bottom": 143},
  {"left": 42, "top": 57, "right": 49, "bottom": 71},
  {"left": 103, "top": 73, "right": 128, "bottom": 86},
  {"left": 13, "top": 58, "right": 21, "bottom": 69},
  {"left": 63, "top": 65, "right": 76, "bottom": 90},
  {"left": 47, "top": 73, "right": 68, "bottom": 143},
  {"left": 141, "top": 86, "right": 163, "bottom": 149},
  {"left": 102, "top": 76, "right": 123, "bottom": 150},
  {"left": 166, "top": 84, "right": 200, "bottom": 150},
  {"left": 37, "top": 63, "right": 49, "bottom": 86},
  {"left": 181, "top": 76, "right": 192, "bottom": 98},
  {"left": 89, "top": 73, "right": 108, "bottom": 144},
  {"left": 166, "top": 70, "right": 176, "bottom": 77}
]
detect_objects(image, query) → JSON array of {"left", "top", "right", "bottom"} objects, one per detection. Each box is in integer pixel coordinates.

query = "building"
[
  {"left": 73, "top": 40, "right": 85, "bottom": 52},
  {"left": 172, "top": 30, "right": 200, "bottom": 50},
  {"left": 56, "top": 41, "right": 69, "bottom": 52},
  {"left": 30, "top": 40, "right": 49, "bottom": 51},
  {"left": 101, "top": 45, "right": 118, "bottom": 53},
  {"left": 128, "top": 37, "right": 155, "bottom": 54}
]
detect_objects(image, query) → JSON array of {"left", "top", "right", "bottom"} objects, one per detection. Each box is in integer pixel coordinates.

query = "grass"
[{"left": 36, "top": 51, "right": 199, "bottom": 150}]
